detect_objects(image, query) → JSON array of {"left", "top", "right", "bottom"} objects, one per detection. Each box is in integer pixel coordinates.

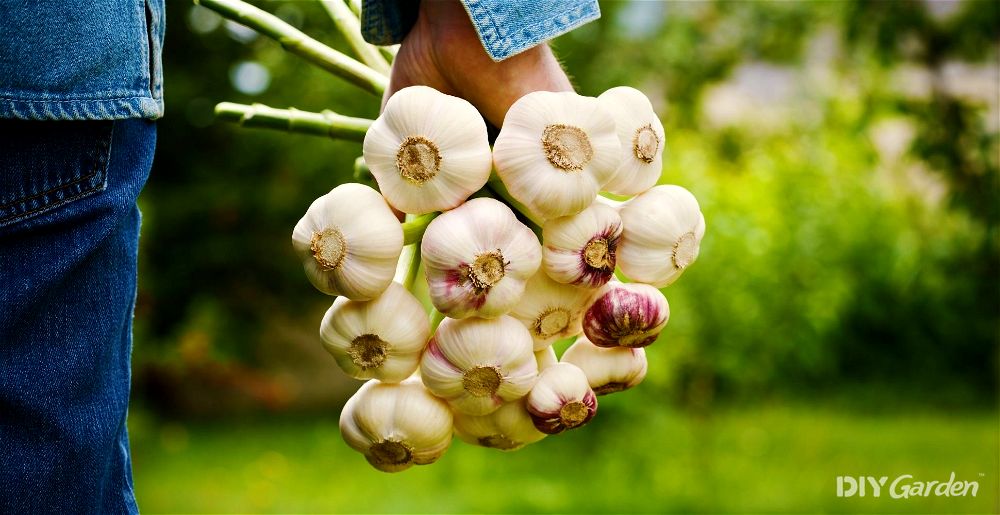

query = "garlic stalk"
[
  {"left": 291, "top": 183, "right": 403, "bottom": 300},
  {"left": 526, "top": 363, "right": 597, "bottom": 434},
  {"left": 583, "top": 282, "right": 670, "bottom": 348},
  {"left": 493, "top": 91, "right": 621, "bottom": 220},
  {"left": 363, "top": 86, "right": 493, "bottom": 214},
  {"left": 542, "top": 203, "right": 622, "bottom": 287},
  {"left": 534, "top": 346, "right": 558, "bottom": 372},
  {"left": 319, "top": 282, "right": 430, "bottom": 382},
  {"left": 214, "top": 102, "right": 371, "bottom": 142},
  {"left": 195, "top": 0, "right": 387, "bottom": 96},
  {"left": 421, "top": 198, "right": 541, "bottom": 319},
  {"left": 339, "top": 377, "right": 453, "bottom": 472},
  {"left": 597, "top": 87, "right": 666, "bottom": 195},
  {"left": 509, "top": 272, "right": 594, "bottom": 350},
  {"left": 618, "top": 185, "right": 706, "bottom": 287},
  {"left": 453, "top": 398, "right": 546, "bottom": 451},
  {"left": 561, "top": 336, "right": 647, "bottom": 395},
  {"left": 420, "top": 316, "right": 537, "bottom": 416}
]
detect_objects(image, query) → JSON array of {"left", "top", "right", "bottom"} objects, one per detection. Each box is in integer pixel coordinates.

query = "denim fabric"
[
  {"left": 0, "top": 118, "right": 155, "bottom": 514},
  {"left": 0, "top": 0, "right": 165, "bottom": 121},
  {"left": 361, "top": 0, "right": 600, "bottom": 61}
]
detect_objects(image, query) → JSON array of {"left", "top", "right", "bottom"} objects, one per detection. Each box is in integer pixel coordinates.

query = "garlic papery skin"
[
  {"left": 542, "top": 203, "right": 622, "bottom": 288},
  {"left": 292, "top": 183, "right": 404, "bottom": 300},
  {"left": 618, "top": 185, "right": 706, "bottom": 287},
  {"left": 561, "top": 336, "right": 648, "bottom": 395},
  {"left": 526, "top": 362, "right": 597, "bottom": 434},
  {"left": 583, "top": 282, "right": 670, "bottom": 348},
  {"left": 319, "top": 282, "right": 431, "bottom": 382},
  {"left": 597, "top": 87, "right": 666, "bottom": 195},
  {"left": 493, "top": 91, "right": 622, "bottom": 220},
  {"left": 421, "top": 198, "right": 542, "bottom": 319},
  {"left": 363, "top": 86, "right": 492, "bottom": 214},
  {"left": 534, "top": 346, "right": 558, "bottom": 372},
  {"left": 419, "top": 316, "right": 537, "bottom": 416},
  {"left": 510, "top": 272, "right": 595, "bottom": 350},
  {"left": 453, "top": 398, "right": 546, "bottom": 451},
  {"left": 339, "top": 377, "right": 453, "bottom": 473}
]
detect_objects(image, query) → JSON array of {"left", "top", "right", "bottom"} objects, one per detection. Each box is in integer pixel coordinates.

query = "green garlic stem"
[
  {"left": 353, "top": 156, "right": 372, "bottom": 183},
  {"left": 195, "top": 0, "right": 387, "bottom": 96},
  {"left": 347, "top": 0, "right": 361, "bottom": 17},
  {"left": 318, "top": 0, "right": 391, "bottom": 75},
  {"left": 430, "top": 308, "right": 446, "bottom": 331},
  {"left": 485, "top": 178, "right": 543, "bottom": 237},
  {"left": 402, "top": 212, "right": 438, "bottom": 245},
  {"left": 403, "top": 244, "right": 422, "bottom": 292},
  {"left": 214, "top": 102, "right": 371, "bottom": 142}
]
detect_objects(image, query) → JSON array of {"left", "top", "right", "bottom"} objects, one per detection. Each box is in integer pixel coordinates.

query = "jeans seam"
[{"left": 0, "top": 122, "right": 115, "bottom": 225}]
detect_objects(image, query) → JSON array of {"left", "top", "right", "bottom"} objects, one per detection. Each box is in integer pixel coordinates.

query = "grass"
[{"left": 129, "top": 400, "right": 999, "bottom": 514}]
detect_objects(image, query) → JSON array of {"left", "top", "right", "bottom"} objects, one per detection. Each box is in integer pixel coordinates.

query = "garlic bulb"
[
  {"left": 339, "top": 377, "right": 453, "bottom": 473},
  {"left": 526, "top": 362, "right": 597, "bottom": 434},
  {"left": 618, "top": 185, "right": 705, "bottom": 287},
  {"left": 292, "top": 183, "right": 403, "bottom": 300},
  {"left": 534, "top": 346, "right": 558, "bottom": 372},
  {"left": 420, "top": 316, "right": 537, "bottom": 416},
  {"left": 421, "top": 198, "right": 541, "bottom": 319},
  {"left": 493, "top": 91, "right": 621, "bottom": 220},
  {"left": 509, "top": 272, "right": 594, "bottom": 350},
  {"left": 542, "top": 203, "right": 622, "bottom": 287},
  {"left": 561, "top": 336, "right": 647, "bottom": 395},
  {"left": 583, "top": 282, "right": 669, "bottom": 348},
  {"left": 319, "top": 282, "right": 431, "bottom": 382},
  {"left": 453, "top": 398, "right": 546, "bottom": 451},
  {"left": 363, "top": 86, "right": 492, "bottom": 214},
  {"left": 597, "top": 87, "right": 666, "bottom": 195}
]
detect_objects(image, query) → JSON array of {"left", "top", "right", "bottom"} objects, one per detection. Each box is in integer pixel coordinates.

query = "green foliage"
[{"left": 128, "top": 404, "right": 998, "bottom": 513}]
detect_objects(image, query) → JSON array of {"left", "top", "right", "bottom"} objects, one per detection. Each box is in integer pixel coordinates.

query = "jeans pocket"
[{"left": 0, "top": 119, "right": 114, "bottom": 228}]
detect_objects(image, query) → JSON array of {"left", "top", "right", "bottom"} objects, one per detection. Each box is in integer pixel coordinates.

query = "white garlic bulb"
[
  {"left": 561, "top": 336, "right": 647, "bottom": 395},
  {"left": 292, "top": 183, "right": 403, "bottom": 300},
  {"left": 453, "top": 398, "right": 546, "bottom": 451},
  {"left": 363, "top": 86, "right": 493, "bottom": 214},
  {"left": 597, "top": 87, "right": 666, "bottom": 195},
  {"left": 583, "top": 281, "right": 669, "bottom": 348},
  {"left": 420, "top": 316, "right": 537, "bottom": 416},
  {"left": 509, "top": 271, "right": 595, "bottom": 350},
  {"left": 526, "top": 362, "right": 597, "bottom": 434},
  {"left": 319, "top": 282, "right": 431, "bottom": 382},
  {"left": 493, "top": 91, "right": 621, "bottom": 220},
  {"left": 618, "top": 185, "right": 705, "bottom": 287},
  {"left": 542, "top": 203, "right": 622, "bottom": 287},
  {"left": 421, "top": 198, "right": 541, "bottom": 319},
  {"left": 339, "top": 377, "right": 453, "bottom": 473}
]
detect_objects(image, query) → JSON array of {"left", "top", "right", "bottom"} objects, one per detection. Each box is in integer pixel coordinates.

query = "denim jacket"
[
  {"left": 0, "top": 0, "right": 165, "bottom": 121},
  {"left": 362, "top": 0, "right": 600, "bottom": 61}
]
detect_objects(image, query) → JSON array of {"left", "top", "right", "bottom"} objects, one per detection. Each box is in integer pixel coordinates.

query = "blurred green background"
[{"left": 130, "top": 0, "right": 998, "bottom": 513}]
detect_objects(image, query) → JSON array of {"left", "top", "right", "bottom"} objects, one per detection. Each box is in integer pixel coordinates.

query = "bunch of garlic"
[{"left": 287, "top": 85, "right": 706, "bottom": 473}]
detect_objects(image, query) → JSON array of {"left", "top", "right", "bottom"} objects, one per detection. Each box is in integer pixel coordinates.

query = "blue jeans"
[{"left": 0, "top": 119, "right": 154, "bottom": 514}]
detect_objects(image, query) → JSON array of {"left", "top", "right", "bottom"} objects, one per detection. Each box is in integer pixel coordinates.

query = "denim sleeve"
[{"left": 361, "top": 0, "right": 600, "bottom": 61}]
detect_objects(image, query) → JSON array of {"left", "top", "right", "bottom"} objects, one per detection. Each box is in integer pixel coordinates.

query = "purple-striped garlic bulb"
[
  {"left": 419, "top": 316, "right": 537, "bottom": 415},
  {"left": 421, "top": 198, "right": 541, "bottom": 319},
  {"left": 561, "top": 336, "right": 648, "bottom": 395},
  {"left": 541, "top": 203, "right": 622, "bottom": 288},
  {"left": 582, "top": 282, "right": 669, "bottom": 348},
  {"left": 526, "top": 362, "right": 597, "bottom": 434}
]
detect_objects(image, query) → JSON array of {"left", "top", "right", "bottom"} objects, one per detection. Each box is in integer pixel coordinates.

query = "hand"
[{"left": 384, "top": 0, "right": 573, "bottom": 127}]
